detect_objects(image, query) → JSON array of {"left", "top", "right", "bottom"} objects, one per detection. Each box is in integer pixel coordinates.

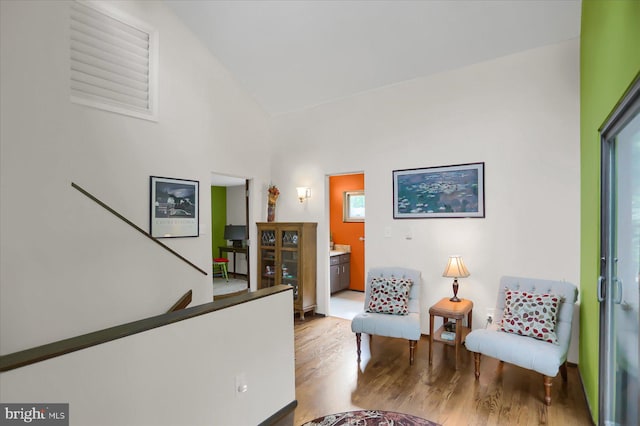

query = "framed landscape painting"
[
  {"left": 393, "top": 162, "right": 485, "bottom": 219},
  {"left": 150, "top": 176, "right": 199, "bottom": 237}
]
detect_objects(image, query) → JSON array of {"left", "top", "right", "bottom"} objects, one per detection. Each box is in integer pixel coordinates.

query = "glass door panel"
[
  {"left": 600, "top": 78, "right": 640, "bottom": 426},
  {"left": 260, "top": 248, "right": 276, "bottom": 288},
  {"left": 281, "top": 250, "right": 299, "bottom": 300},
  {"left": 610, "top": 112, "right": 639, "bottom": 425},
  {"left": 259, "top": 229, "right": 277, "bottom": 289},
  {"left": 280, "top": 229, "right": 300, "bottom": 299},
  {"left": 281, "top": 229, "right": 299, "bottom": 248},
  {"left": 261, "top": 229, "right": 276, "bottom": 246}
]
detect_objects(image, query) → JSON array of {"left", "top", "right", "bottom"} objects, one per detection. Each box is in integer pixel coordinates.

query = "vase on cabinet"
[
  {"left": 267, "top": 185, "right": 279, "bottom": 222},
  {"left": 267, "top": 202, "right": 276, "bottom": 222}
]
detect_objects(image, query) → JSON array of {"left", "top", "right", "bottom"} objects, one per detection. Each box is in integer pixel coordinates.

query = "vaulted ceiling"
[{"left": 165, "top": 0, "right": 581, "bottom": 116}]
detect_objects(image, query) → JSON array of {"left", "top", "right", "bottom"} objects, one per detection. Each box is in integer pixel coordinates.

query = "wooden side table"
[{"left": 429, "top": 297, "right": 473, "bottom": 370}]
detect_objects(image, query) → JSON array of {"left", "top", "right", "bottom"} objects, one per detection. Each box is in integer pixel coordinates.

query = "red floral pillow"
[
  {"left": 366, "top": 277, "right": 413, "bottom": 315},
  {"left": 500, "top": 289, "right": 560, "bottom": 344}
]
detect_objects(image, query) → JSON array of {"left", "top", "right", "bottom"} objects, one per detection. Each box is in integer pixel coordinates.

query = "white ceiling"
[{"left": 165, "top": 0, "right": 581, "bottom": 116}]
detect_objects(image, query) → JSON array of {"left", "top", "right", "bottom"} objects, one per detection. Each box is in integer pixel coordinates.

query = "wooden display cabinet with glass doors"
[{"left": 257, "top": 222, "right": 317, "bottom": 319}]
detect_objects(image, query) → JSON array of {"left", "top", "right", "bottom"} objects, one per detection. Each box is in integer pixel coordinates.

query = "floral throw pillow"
[
  {"left": 366, "top": 277, "right": 413, "bottom": 315},
  {"left": 500, "top": 289, "right": 561, "bottom": 344}
]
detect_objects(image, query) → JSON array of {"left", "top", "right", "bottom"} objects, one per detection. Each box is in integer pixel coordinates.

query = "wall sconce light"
[{"left": 296, "top": 187, "right": 311, "bottom": 203}]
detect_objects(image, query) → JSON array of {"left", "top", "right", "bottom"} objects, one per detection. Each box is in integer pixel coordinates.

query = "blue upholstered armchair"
[
  {"left": 351, "top": 267, "right": 422, "bottom": 365},
  {"left": 465, "top": 276, "right": 578, "bottom": 406}
]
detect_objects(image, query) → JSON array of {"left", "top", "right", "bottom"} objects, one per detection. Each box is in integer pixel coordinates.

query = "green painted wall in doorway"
[
  {"left": 580, "top": 0, "right": 640, "bottom": 421},
  {"left": 211, "top": 186, "right": 227, "bottom": 264}
]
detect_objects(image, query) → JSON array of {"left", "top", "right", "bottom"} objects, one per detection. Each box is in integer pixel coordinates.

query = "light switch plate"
[{"left": 235, "top": 372, "right": 248, "bottom": 396}]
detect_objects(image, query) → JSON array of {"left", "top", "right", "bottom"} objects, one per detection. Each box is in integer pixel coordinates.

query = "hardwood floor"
[{"left": 293, "top": 315, "right": 593, "bottom": 426}]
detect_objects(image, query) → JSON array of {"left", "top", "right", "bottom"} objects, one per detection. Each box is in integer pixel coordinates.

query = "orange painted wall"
[{"left": 329, "top": 174, "right": 365, "bottom": 291}]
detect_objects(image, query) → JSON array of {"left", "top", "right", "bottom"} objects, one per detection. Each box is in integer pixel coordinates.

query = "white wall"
[
  {"left": 0, "top": 0, "right": 272, "bottom": 354},
  {"left": 0, "top": 290, "right": 296, "bottom": 426},
  {"left": 0, "top": 0, "right": 582, "bottom": 365},
  {"left": 227, "top": 185, "right": 247, "bottom": 227},
  {"left": 271, "top": 40, "right": 581, "bottom": 361}
]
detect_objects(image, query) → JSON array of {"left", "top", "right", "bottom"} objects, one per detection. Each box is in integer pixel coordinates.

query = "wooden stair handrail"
[
  {"left": 71, "top": 182, "right": 207, "bottom": 276},
  {"left": 0, "top": 286, "right": 292, "bottom": 372},
  {"left": 167, "top": 290, "right": 193, "bottom": 313}
]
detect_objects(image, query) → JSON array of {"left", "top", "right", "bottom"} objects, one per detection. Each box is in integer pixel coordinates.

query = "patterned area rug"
[{"left": 301, "top": 410, "right": 440, "bottom": 426}]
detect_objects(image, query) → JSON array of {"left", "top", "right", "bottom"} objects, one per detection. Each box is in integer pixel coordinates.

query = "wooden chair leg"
[
  {"left": 543, "top": 375, "right": 552, "bottom": 406},
  {"left": 474, "top": 352, "right": 481, "bottom": 379},
  {"left": 560, "top": 361, "right": 568, "bottom": 382},
  {"left": 356, "top": 333, "right": 361, "bottom": 362},
  {"left": 409, "top": 340, "right": 417, "bottom": 365}
]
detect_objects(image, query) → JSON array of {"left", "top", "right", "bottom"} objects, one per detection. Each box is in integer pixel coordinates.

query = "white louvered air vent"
[{"left": 70, "top": 1, "right": 157, "bottom": 121}]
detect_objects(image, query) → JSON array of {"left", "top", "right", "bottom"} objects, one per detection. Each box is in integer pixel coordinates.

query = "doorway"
[
  {"left": 211, "top": 173, "right": 250, "bottom": 299},
  {"left": 328, "top": 173, "right": 365, "bottom": 319},
  {"left": 599, "top": 74, "right": 639, "bottom": 425}
]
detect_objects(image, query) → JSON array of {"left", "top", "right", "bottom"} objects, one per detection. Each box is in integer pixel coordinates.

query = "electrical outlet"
[{"left": 486, "top": 308, "right": 496, "bottom": 325}]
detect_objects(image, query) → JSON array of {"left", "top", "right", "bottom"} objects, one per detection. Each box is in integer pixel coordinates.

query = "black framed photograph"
[
  {"left": 150, "top": 176, "right": 199, "bottom": 238},
  {"left": 393, "top": 162, "right": 485, "bottom": 219}
]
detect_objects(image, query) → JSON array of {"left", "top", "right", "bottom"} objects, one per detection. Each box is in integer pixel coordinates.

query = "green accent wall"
[
  {"left": 580, "top": 1, "right": 640, "bottom": 421},
  {"left": 211, "top": 186, "right": 227, "bottom": 261}
]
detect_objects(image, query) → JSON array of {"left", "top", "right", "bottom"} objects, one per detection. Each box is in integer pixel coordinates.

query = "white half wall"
[
  {"left": 0, "top": 0, "right": 272, "bottom": 354},
  {"left": 271, "top": 39, "right": 581, "bottom": 362},
  {"left": 0, "top": 290, "right": 296, "bottom": 426}
]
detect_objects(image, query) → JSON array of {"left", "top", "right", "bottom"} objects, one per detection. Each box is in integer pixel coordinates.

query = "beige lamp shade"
[
  {"left": 442, "top": 255, "right": 470, "bottom": 302},
  {"left": 442, "top": 255, "right": 470, "bottom": 278}
]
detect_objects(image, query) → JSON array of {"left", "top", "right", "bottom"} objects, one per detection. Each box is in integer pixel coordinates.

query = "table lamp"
[{"left": 442, "top": 255, "right": 470, "bottom": 302}]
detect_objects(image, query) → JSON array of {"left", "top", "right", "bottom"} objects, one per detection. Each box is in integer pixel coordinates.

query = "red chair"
[{"left": 213, "top": 258, "right": 229, "bottom": 281}]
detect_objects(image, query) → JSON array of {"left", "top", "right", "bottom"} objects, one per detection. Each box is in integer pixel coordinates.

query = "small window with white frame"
[{"left": 343, "top": 191, "right": 365, "bottom": 222}]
